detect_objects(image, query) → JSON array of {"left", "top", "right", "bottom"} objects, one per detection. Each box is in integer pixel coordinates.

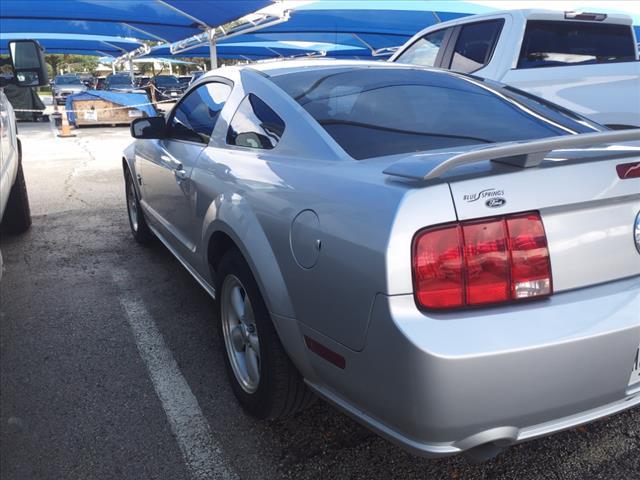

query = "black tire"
[
  {"left": 124, "top": 168, "right": 153, "bottom": 244},
  {"left": 216, "top": 249, "right": 315, "bottom": 419},
  {"left": 1, "top": 142, "right": 31, "bottom": 234}
]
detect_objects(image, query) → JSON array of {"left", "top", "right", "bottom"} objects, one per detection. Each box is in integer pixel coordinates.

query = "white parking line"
[{"left": 113, "top": 271, "right": 237, "bottom": 480}]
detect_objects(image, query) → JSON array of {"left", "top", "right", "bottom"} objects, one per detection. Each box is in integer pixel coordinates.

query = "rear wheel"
[
  {"left": 1, "top": 145, "right": 31, "bottom": 234},
  {"left": 125, "top": 168, "right": 153, "bottom": 244},
  {"left": 216, "top": 249, "right": 315, "bottom": 419}
]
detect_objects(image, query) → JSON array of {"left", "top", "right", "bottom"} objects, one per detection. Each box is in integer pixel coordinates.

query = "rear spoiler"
[{"left": 383, "top": 129, "right": 640, "bottom": 181}]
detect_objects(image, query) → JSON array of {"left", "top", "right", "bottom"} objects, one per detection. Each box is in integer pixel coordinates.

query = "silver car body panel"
[{"left": 123, "top": 60, "right": 640, "bottom": 457}]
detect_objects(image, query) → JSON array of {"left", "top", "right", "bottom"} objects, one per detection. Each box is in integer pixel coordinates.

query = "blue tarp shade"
[
  {"left": 148, "top": 0, "right": 495, "bottom": 60},
  {"left": 65, "top": 91, "right": 156, "bottom": 126},
  {"left": 0, "top": 1, "right": 271, "bottom": 42},
  {"left": 225, "top": 0, "right": 493, "bottom": 53},
  {"left": 0, "top": 33, "right": 143, "bottom": 57},
  {"left": 147, "top": 41, "right": 370, "bottom": 60}
]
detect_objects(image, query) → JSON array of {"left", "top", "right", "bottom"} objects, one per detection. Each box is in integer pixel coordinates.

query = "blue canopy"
[
  {"left": 227, "top": 1, "right": 493, "bottom": 53},
  {"left": 147, "top": 0, "right": 497, "bottom": 60},
  {"left": 0, "top": 33, "right": 143, "bottom": 57},
  {"left": 170, "top": 1, "right": 640, "bottom": 60},
  {"left": 0, "top": 0, "right": 271, "bottom": 42},
  {"left": 147, "top": 40, "right": 369, "bottom": 61}
]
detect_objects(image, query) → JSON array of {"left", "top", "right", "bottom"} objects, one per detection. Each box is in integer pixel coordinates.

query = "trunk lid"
[{"left": 447, "top": 149, "right": 640, "bottom": 291}]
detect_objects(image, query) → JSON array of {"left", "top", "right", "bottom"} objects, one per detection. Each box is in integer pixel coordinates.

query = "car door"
[{"left": 139, "top": 81, "right": 232, "bottom": 257}]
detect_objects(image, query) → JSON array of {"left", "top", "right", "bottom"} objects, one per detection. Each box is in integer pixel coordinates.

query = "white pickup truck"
[
  {"left": 0, "top": 40, "right": 48, "bottom": 277},
  {"left": 391, "top": 9, "right": 640, "bottom": 129}
]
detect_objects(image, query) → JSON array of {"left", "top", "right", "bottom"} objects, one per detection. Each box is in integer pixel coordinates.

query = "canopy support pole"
[
  {"left": 128, "top": 58, "right": 135, "bottom": 83},
  {"left": 208, "top": 29, "right": 217, "bottom": 70}
]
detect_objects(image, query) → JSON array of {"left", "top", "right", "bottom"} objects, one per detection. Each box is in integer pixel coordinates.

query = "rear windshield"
[
  {"left": 55, "top": 76, "right": 82, "bottom": 85},
  {"left": 109, "top": 76, "right": 132, "bottom": 86},
  {"left": 156, "top": 76, "right": 179, "bottom": 86},
  {"left": 271, "top": 67, "right": 601, "bottom": 160},
  {"left": 518, "top": 21, "right": 636, "bottom": 69}
]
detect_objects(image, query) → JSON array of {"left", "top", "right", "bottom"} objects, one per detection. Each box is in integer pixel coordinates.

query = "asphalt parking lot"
[{"left": 1, "top": 121, "right": 638, "bottom": 480}]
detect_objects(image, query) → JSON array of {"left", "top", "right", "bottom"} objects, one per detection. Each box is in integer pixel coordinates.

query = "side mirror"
[
  {"left": 131, "top": 116, "right": 166, "bottom": 139},
  {"left": 8, "top": 40, "right": 49, "bottom": 87}
]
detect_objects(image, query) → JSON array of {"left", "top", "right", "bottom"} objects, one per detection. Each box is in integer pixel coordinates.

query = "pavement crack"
[{"left": 62, "top": 136, "right": 95, "bottom": 207}]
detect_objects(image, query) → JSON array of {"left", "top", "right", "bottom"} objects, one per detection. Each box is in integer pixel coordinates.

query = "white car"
[{"left": 391, "top": 9, "right": 640, "bottom": 129}]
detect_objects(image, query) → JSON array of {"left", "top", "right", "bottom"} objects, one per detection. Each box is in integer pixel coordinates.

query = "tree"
[{"left": 46, "top": 54, "right": 100, "bottom": 75}]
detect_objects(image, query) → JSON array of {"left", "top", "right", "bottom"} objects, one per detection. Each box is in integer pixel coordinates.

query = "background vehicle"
[
  {"left": 1, "top": 40, "right": 48, "bottom": 276},
  {"left": 122, "top": 60, "right": 640, "bottom": 461},
  {"left": 52, "top": 74, "right": 86, "bottom": 105},
  {"left": 77, "top": 73, "right": 95, "bottom": 89},
  {"left": 145, "top": 75, "right": 186, "bottom": 102},
  {"left": 104, "top": 73, "right": 145, "bottom": 94},
  {"left": 177, "top": 75, "right": 191, "bottom": 86},
  {"left": 391, "top": 9, "right": 640, "bottom": 128},
  {"left": 135, "top": 75, "right": 150, "bottom": 88}
]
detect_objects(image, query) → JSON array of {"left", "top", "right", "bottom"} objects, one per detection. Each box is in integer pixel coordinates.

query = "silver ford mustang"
[{"left": 122, "top": 59, "right": 640, "bottom": 461}]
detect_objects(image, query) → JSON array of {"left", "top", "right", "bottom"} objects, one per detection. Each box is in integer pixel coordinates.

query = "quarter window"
[
  {"left": 394, "top": 29, "right": 448, "bottom": 67},
  {"left": 227, "top": 94, "right": 285, "bottom": 150},
  {"left": 167, "top": 82, "right": 231, "bottom": 144},
  {"left": 449, "top": 20, "right": 504, "bottom": 73}
]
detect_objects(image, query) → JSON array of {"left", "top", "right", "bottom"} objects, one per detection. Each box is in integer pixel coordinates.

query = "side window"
[
  {"left": 449, "top": 20, "right": 504, "bottom": 73},
  {"left": 395, "top": 28, "right": 448, "bottom": 67},
  {"left": 167, "top": 82, "right": 232, "bottom": 144},
  {"left": 226, "top": 94, "right": 285, "bottom": 150}
]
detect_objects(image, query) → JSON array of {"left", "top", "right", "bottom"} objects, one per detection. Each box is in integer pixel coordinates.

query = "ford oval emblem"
[
  {"left": 635, "top": 211, "right": 640, "bottom": 254},
  {"left": 486, "top": 197, "right": 506, "bottom": 208}
]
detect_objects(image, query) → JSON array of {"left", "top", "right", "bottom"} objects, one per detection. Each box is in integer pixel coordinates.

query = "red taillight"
[
  {"left": 616, "top": 162, "right": 640, "bottom": 179},
  {"left": 412, "top": 212, "right": 552, "bottom": 310},
  {"left": 412, "top": 225, "right": 464, "bottom": 308}
]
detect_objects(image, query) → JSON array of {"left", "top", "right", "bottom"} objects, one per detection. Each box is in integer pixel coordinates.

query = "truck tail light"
[{"left": 412, "top": 212, "right": 552, "bottom": 310}]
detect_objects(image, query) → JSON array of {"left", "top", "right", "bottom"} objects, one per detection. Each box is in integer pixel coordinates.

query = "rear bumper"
[{"left": 300, "top": 275, "right": 640, "bottom": 457}]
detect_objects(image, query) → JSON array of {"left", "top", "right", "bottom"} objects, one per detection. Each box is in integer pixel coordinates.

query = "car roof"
[
  {"left": 199, "top": 58, "right": 449, "bottom": 86},
  {"left": 247, "top": 59, "right": 405, "bottom": 77}
]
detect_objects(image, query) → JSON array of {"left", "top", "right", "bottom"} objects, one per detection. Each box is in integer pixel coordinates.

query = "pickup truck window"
[
  {"left": 517, "top": 21, "right": 637, "bottom": 69},
  {"left": 394, "top": 28, "right": 448, "bottom": 67},
  {"left": 449, "top": 20, "right": 504, "bottom": 73},
  {"left": 226, "top": 94, "right": 285, "bottom": 150},
  {"left": 167, "top": 82, "right": 231, "bottom": 144},
  {"left": 271, "top": 67, "right": 599, "bottom": 160}
]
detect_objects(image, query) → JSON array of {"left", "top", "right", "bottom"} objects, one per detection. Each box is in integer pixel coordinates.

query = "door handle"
[{"left": 174, "top": 168, "right": 188, "bottom": 180}]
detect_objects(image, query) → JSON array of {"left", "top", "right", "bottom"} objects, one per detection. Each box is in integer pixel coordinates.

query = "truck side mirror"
[
  {"left": 131, "top": 117, "right": 166, "bottom": 139},
  {"left": 8, "top": 40, "right": 49, "bottom": 87}
]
